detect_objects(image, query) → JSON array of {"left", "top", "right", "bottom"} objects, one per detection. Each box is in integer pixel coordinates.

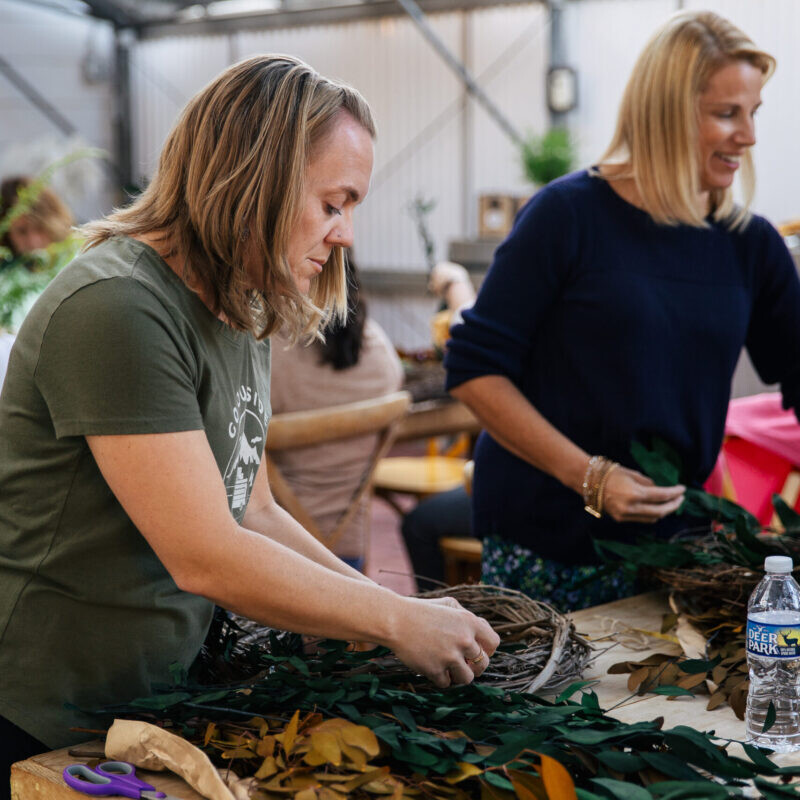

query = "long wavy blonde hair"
[
  {"left": 83, "top": 55, "right": 375, "bottom": 340},
  {"left": 598, "top": 11, "right": 774, "bottom": 230}
]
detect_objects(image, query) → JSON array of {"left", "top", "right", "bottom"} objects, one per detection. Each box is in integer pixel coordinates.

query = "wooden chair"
[
  {"left": 265, "top": 391, "right": 412, "bottom": 555},
  {"left": 439, "top": 460, "right": 483, "bottom": 585},
  {"left": 372, "top": 401, "right": 480, "bottom": 515}
]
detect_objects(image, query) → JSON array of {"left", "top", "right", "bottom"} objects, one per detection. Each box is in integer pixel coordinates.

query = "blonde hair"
[
  {"left": 83, "top": 55, "right": 375, "bottom": 340},
  {"left": 0, "top": 177, "right": 74, "bottom": 254},
  {"left": 598, "top": 10, "right": 775, "bottom": 230}
]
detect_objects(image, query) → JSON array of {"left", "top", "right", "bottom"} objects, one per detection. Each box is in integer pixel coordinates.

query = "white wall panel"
[
  {"left": 681, "top": 0, "right": 800, "bottom": 224},
  {"left": 0, "top": 1, "right": 115, "bottom": 220},
  {"left": 130, "top": 35, "right": 230, "bottom": 185},
  {"left": 563, "top": 0, "right": 676, "bottom": 170}
]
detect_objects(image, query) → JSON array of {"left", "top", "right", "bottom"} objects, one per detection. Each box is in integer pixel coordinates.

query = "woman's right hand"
[
  {"left": 387, "top": 596, "right": 500, "bottom": 688},
  {"left": 601, "top": 466, "right": 685, "bottom": 523}
]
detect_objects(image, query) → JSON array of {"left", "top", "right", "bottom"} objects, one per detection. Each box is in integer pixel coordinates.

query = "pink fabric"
[{"left": 725, "top": 393, "right": 800, "bottom": 467}]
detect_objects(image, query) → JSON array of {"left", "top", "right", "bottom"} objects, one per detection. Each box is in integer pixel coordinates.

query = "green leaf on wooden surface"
[{"left": 649, "top": 686, "right": 695, "bottom": 698}]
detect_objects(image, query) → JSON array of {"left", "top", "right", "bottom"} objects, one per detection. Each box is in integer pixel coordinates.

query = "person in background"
[
  {"left": 402, "top": 261, "right": 478, "bottom": 588},
  {"left": 270, "top": 254, "right": 403, "bottom": 571},
  {"left": 0, "top": 177, "right": 79, "bottom": 333},
  {"left": 0, "top": 177, "right": 73, "bottom": 258},
  {"left": 446, "top": 11, "right": 800, "bottom": 610},
  {"left": 0, "top": 55, "right": 498, "bottom": 778}
]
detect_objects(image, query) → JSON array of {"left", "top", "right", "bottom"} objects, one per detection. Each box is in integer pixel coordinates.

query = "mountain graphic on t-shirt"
[{"left": 236, "top": 433, "right": 260, "bottom": 467}]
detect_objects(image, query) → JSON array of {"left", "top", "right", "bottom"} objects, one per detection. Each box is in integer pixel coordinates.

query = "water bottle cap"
[{"left": 765, "top": 555, "right": 794, "bottom": 573}]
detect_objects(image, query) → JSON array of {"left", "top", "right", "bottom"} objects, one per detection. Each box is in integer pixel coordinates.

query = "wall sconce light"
[{"left": 547, "top": 65, "right": 577, "bottom": 114}]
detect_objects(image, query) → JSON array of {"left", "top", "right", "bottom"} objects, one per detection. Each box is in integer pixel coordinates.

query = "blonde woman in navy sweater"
[{"left": 446, "top": 11, "right": 800, "bottom": 609}]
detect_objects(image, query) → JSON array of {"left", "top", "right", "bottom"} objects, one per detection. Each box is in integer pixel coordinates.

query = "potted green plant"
[{"left": 520, "top": 127, "right": 575, "bottom": 186}]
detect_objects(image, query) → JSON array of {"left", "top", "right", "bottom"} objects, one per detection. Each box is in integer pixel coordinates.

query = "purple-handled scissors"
[{"left": 63, "top": 761, "right": 179, "bottom": 800}]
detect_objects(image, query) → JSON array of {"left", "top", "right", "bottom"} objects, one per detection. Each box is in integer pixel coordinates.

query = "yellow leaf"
[
  {"left": 539, "top": 754, "right": 577, "bottom": 800},
  {"left": 339, "top": 741, "right": 368, "bottom": 769},
  {"left": 203, "top": 723, "right": 217, "bottom": 747},
  {"left": 335, "top": 721, "right": 381, "bottom": 756},
  {"left": 283, "top": 710, "right": 300, "bottom": 755},
  {"left": 255, "top": 756, "right": 278, "bottom": 780},
  {"left": 318, "top": 789, "right": 347, "bottom": 800},
  {"left": 221, "top": 747, "right": 256, "bottom": 759},
  {"left": 306, "top": 732, "right": 341, "bottom": 767},
  {"left": 257, "top": 736, "right": 276, "bottom": 758},
  {"left": 342, "top": 768, "right": 391, "bottom": 792},
  {"left": 507, "top": 769, "right": 547, "bottom": 800},
  {"left": 294, "top": 789, "right": 317, "bottom": 800},
  {"left": 445, "top": 762, "right": 483, "bottom": 784}
]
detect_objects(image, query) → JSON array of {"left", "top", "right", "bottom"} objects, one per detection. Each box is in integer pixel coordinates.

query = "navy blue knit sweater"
[{"left": 445, "top": 170, "right": 800, "bottom": 564}]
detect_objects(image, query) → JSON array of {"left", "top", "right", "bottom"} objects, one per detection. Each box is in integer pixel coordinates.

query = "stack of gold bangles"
[{"left": 582, "top": 455, "right": 619, "bottom": 518}]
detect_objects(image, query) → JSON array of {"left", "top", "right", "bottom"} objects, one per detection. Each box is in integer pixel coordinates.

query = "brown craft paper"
[{"left": 105, "top": 719, "right": 254, "bottom": 800}]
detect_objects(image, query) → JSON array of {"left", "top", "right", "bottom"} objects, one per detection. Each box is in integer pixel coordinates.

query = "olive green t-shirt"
[{"left": 0, "top": 236, "right": 270, "bottom": 748}]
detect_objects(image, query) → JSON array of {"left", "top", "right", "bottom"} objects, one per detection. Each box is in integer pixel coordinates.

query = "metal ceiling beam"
[
  {"left": 80, "top": 0, "right": 141, "bottom": 27},
  {"left": 136, "top": 0, "right": 538, "bottom": 39},
  {"left": 396, "top": 0, "right": 522, "bottom": 146}
]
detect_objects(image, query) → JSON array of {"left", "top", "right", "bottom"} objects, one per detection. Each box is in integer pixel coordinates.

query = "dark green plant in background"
[{"left": 521, "top": 127, "right": 575, "bottom": 186}]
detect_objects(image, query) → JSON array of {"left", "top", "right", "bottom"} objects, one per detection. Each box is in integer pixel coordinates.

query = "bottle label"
[{"left": 747, "top": 620, "right": 800, "bottom": 658}]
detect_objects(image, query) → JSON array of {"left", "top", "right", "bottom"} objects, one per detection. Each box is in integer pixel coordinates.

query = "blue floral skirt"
[{"left": 481, "top": 534, "right": 638, "bottom": 612}]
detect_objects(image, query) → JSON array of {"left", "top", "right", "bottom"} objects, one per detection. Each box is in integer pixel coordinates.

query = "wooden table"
[
  {"left": 10, "top": 743, "right": 204, "bottom": 800},
  {"left": 569, "top": 590, "right": 800, "bottom": 766},
  {"left": 13, "top": 591, "right": 800, "bottom": 799}
]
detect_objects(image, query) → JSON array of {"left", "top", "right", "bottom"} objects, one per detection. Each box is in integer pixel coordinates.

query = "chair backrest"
[{"left": 266, "top": 390, "right": 412, "bottom": 549}]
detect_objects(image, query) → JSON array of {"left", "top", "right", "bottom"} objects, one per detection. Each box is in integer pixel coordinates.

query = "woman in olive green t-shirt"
[{"left": 0, "top": 55, "right": 499, "bottom": 765}]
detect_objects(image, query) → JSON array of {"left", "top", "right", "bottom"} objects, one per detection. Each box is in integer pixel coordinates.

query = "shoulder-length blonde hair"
[
  {"left": 1, "top": 177, "right": 74, "bottom": 254},
  {"left": 83, "top": 54, "right": 375, "bottom": 340},
  {"left": 598, "top": 11, "right": 774, "bottom": 230}
]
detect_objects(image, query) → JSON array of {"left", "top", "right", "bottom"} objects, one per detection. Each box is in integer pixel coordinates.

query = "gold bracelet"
[{"left": 596, "top": 462, "right": 619, "bottom": 516}]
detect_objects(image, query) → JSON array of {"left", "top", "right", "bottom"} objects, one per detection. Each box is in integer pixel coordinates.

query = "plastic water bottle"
[{"left": 745, "top": 555, "right": 800, "bottom": 752}]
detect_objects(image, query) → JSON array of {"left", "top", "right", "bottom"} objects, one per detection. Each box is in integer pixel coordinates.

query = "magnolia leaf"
[
  {"left": 773, "top": 494, "right": 800, "bottom": 531},
  {"left": 129, "top": 692, "right": 192, "bottom": 709},
  {"left": 590, "top": 777, "right": 651, "bottom": 800},
  {"left": 221, "top": 746, "right": 257, "bottom": 759},
  {"left": 627, "top": 667, "right": 651, "bottom": 693},
  {"left": 294, "top": 789, "right": 317, "bottom": 800},
  {"left": 706, "top": 691, "right": 727, "bottom": 711},
  {"left": 444, "top": 761, "right": 483, "bottom": 784},
  {"left": 479, "top": 781, "right": 516, "bottom": 800},
  {"left": 255, "top": 756, "right": 278, "bottom": 779},
  {"left": 203, "top": 722, "right": 217, "bottom": 747},
  {"left": 482, "top": 772, "right": 515, "bottom": 791},
  {"left": 675, "top": 672, "right": 707, "bottom": 691},
  {"left": 339, "top": 722, "right": 380, "bottom": 755},
  {"left": 647, "top": 780, "right": 730, "bottom": 799},
  {"left": 392, "top": 704, "right": 418, "bottom": 731},
  {"left": 661, "top": 614, "right": 679, "bottom": 634},
  {"left": 631, "top": 440, "right": 680, "bottom": 486},
  {"left": 555, "top": 681, "right": 598, "bottom": 703},
  {"left": 305, "top": 731, "right": 341, "bottom": 767},
  {"left": 507, "top": 769, "right": 547, "bottom": 800},
  {"left": 763, "top": 700, "right": 777, "bottom": 733},
  {"left": 678, "top": 656, "right": 720, "bottom": 675},
  {"left": 286, "top": 710, "right": 302, "bottom": 755},
  {"left": 256, "top": 736, "right": 276, "bottom": 758},
  {"left": 338, "top": 741, "right": 368, "bottom": 770},
  {"left": 538, "top": 754, "right": 578, "bottom": 800},
  {"left": 595, "top": 751, "right": 646, "bottom": 772},
  {"left": 340, "top": 767, "right": 391, "bottom": 792}
]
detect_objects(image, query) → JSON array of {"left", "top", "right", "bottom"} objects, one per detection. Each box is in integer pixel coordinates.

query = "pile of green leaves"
[
  {"left": 94, "top": 640, "right": 800, "bottom": 799},
  {"left": 596, "top": 438, "right": 800, "bottom": 574}
]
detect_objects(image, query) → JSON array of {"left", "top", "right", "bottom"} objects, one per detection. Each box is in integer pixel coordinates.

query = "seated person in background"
[
  {"left": 402, "top": 261, "right": 478, "bottom": 589},
  {"left": 0, "top": 176, "right": 79, "bottom": 332},
  {"left": 270, "top": 256, "right": 403, "bottom": 571}
]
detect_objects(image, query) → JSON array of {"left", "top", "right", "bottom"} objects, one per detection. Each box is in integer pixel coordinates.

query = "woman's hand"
[
  {"left": 387, "top": 596, "right": 500, "bottom": 688},
  {"left": 601, "top": 466, "right": 685, "bottom": 523}
]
